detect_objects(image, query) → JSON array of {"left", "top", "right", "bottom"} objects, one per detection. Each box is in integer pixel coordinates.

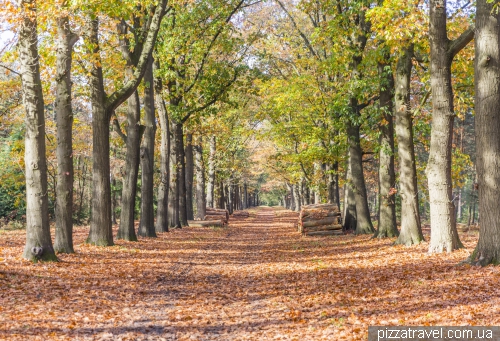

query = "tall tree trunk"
[
  {"left": 206, "top": 136, "right": 216, "bottom": 208},
  {"left": 293, "top": 184, "right": 301, "bottom": 212},
  {"left": 111, "top": 174, "right": 118, "bottom": 225},
  {"left": 174, "top": 123, "right": 188, "bottom": 227},
  {"left": 218, "top": 180, "right": 225, "bottom": 209},
  {"left": 374, "top": 57, "right": 398, "bottom": 238},
  {"left": 194, "top": 136, "right": 206, "bottom": 220},
  {"left": 54, "top": 15, "right": 78, "bottom": 253},
  {"left": 20, "top": 0, "right": 57, "bottom": 261},
  {"left": 243, "top": 183, "right": 248, "bottom": 209},
  {"left": 427, "top": 0, "right": 472, "bottom": 253},
  {"left": 347, "top": 9, "right": 373, "bottom": 235},
  {"left": 287, "top": 183, "right": 295, "bottom": 211},
  {"left": 86, "top": 18, "right": 113, "bottom": 246},
  {"left": 343, "top": 162, "right": 357, "bottom": 232},
  {"left": 138, "top": 59, "right": 156, "bottom": 238},
  {"left": 185, "top": 133, "right": 194, "bottom": 220},
  {"left": 154, "top": 62, "right": 170, "bottom": 233},
  {"left": 168, "top": 127, "right": 179, "bottom": 228},
  {"left": 468, "top": 0, "right": 500, "bottom": 265},
  {"left": 393, "top": 45, "right": 425, "bottom": 246},
  {"left": 227, "top": 181, "right": 234, "bottom": 214},
  {"left": 116, "top": 90, "right": 141, "bottom": 241},
  {"left": 347, "top": 121, "right": 374, "bottom": 234}
]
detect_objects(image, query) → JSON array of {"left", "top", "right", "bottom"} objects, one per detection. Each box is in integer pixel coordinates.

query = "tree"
[
  {"left": 426, "top": 0, "right": 473, "bottom": 253},
  {"left": 393, "top": 46, "right": 425, "bottom": 246},
  {"left": 374, "top": 52, "right": 398, "bottom": 238},
  {"left": 138, "top": 59, "right": 157, "bottom": 238},
  {"left": 84, "top": 1, "right": 168, "bottom": 246},
  {"left": 19, "top": 0, "right": 57, "bottom": 261},
  {"left": 54, "top": 13, "right": 79, "bottom": 253},
  {"left": 154, "top": 60, "right": 171, "bottom": 233},
  {"left": 467, "top": 0, "right": 500, "bottom": 265}
]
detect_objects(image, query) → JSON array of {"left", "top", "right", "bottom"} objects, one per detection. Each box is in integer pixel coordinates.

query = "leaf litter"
[{"left": 0, "top": 207, "right": 497, "bottom": 340}]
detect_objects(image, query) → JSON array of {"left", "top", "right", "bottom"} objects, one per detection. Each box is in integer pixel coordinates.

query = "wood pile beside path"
[
  {"left": 232, "top": 210, "right": 249, "bottom": 218},
  {"left": 204, "top": 208, "right": 229, "bottom": 225},
  {"left": 187, "top": 220, "right": 223, "bottom": 227},
  {"left": 299, "top": 204, "right": 342, "bottom": 236}
]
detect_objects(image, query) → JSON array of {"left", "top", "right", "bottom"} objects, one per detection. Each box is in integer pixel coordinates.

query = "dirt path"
[{"left": 0, "top": 207, "right": 499, "bottom": 340}]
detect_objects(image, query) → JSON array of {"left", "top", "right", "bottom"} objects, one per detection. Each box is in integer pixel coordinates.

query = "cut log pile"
[
  {"left": 232, "top": 210, "right": 249, "bottom": 218},
  {"left": 188, "top": 220, "right": 223, "bottom": 228},
  {"left": 299, "top": 204, "right": 342, "bottom": 236},
  {"left": 204, "top": 208, "right": 229, "bottom": 225}
]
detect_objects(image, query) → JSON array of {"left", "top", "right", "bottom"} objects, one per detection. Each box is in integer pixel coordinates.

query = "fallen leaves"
[{"left": 0, "top": 207, "right": 497, "bottom": 340}]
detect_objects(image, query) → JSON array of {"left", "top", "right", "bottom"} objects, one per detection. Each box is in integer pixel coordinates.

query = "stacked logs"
[
  {"left": 204, "top": 208, "right": 230, "bottom": 225},
  {"left": 299, "top": 204, "right": 342, "bottom": 236},
  {"left": 187, "top": 220, "right": 223, "bottom": 227},
  {"left": 232, "top": 210, "right": 249, "bottom": 218}
]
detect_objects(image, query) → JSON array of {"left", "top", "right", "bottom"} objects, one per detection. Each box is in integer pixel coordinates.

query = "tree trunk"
[
  {"left": 111, "top": 174, "right": 118, "bottom": 225},
  {"left": 347, "top": 10, "right": 373, "bottom": 235},
  {"left": 20, "top": 0, "right": 57, "bottom": 261},
  {"left": 206, "top": 136, "right": 216, "bottom": 208},
  {"left": 194, "top": 136, "right": 206, "bottom": 220},
  {"left": 185, "top": 133, "right": 194, "bottom": 220},
  {"left": 347, "top": 120, "right": 374, "bottom": 234},
  {"left": 374, "top": 57, "right": 398, "bottom": 238},
  {"left": 218, "top": 180, "right": 225, "bottom": 209},
  {"left": 342, "top": 163, "right": 357, "bottom": 232},
  {"left": 393, "top": 45, "right": 425, "bottom": 246},
  {"left": 427, "top": 0, "right": 472, "bottom": 253},
  {"left": 54, "top": 15, "right": 78, "bottom": 254},
  {"left": 116, "top": 90, "right": 141, "bottom": 241},
  {"left": 154, "top": 62, "right": 170, "bottom": 233},
  {"left": 86, "top": 18, "right": 114, "bottom": 246},
  {"left": 174, "top": 122, "right": 188, "bottom": 227},
  {"left": 227, "top": 182, "right": 234, "bottom": 214},
  {"left": 138, "top": 59, "right": 157, "bottom": 238},
  {"left": 293, "top": 184, "right": 301, "bottom": 212},
  {"left": 468, "top": 0, "right": 500, "bottom": 265},
  {"left": 168, "top": 125, "right": 179, "bottom": 228},
  {"left": 243, "top": 183, "right": 248, "bottom": 209}
]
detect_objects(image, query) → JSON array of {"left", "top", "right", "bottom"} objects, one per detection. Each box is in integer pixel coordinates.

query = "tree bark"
[
  {"left": 342, "top": 161, "right": 357, "bottom": 232},
  {"left": 427, "top": 0, "right": 472, "bottom": 253},
  {"left": 154, "top": 62, "right": 170, "bottom": 233},
  {"left": 394, "top": 46, "right": 425, "bottom": 246},
  {"left": 20, "top": 0, "right": 57, "bottom": 261},
  {"left": 174, "top": 122, "right": 188, "bottom": 227},
  {"left": 168, "top": 124, "right": 179, "bottom": 228},
  {"left": 54, "top": 15, "right": 78, "bottom": 253},
  {"left": 115, "top": 20, "right": 143, "bottom": 241},
  {"left": 116, "top": 90, "right": 141, "bottom": 241},
  {"left": 185, "top": 133, "right": 194, "bottom": 220},
  {"left": 86, "top": 17, "right": 114, "bottom": 246},
  {"left": 347, "top": 121, "right": 374, "bottom": 234},
  {"left": 138, "top": 59, "right": 157, "bottom": 238},
  {"left": 468, "top": 0, "right": 500, "bottom": 265},
  {"left": 347, "top": 9, "right": 373, "bottom": 235},
  {"left": 293, "top": 184, "right": 301, "bottom": 212},
  {"left": 206, "top": 136, "right": 216, "bottom": 208},
  {"left": 374, "top": 57, "right": 398, "bottom": 238},
  {"left": 194, "top": 136, "right": 206, "bottom": 220},
  {"left": 243, "top": 183, "right": 248, "bottom": 209}
]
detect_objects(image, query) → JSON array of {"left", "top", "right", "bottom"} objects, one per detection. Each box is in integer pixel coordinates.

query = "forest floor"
[{"left": 0, "top": 207, "right": 499, "bottom": 341}]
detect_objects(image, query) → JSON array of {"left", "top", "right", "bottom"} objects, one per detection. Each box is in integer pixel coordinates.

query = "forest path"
[{"left": 1, "top": 207, "right": 498, "bottom": 341}]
